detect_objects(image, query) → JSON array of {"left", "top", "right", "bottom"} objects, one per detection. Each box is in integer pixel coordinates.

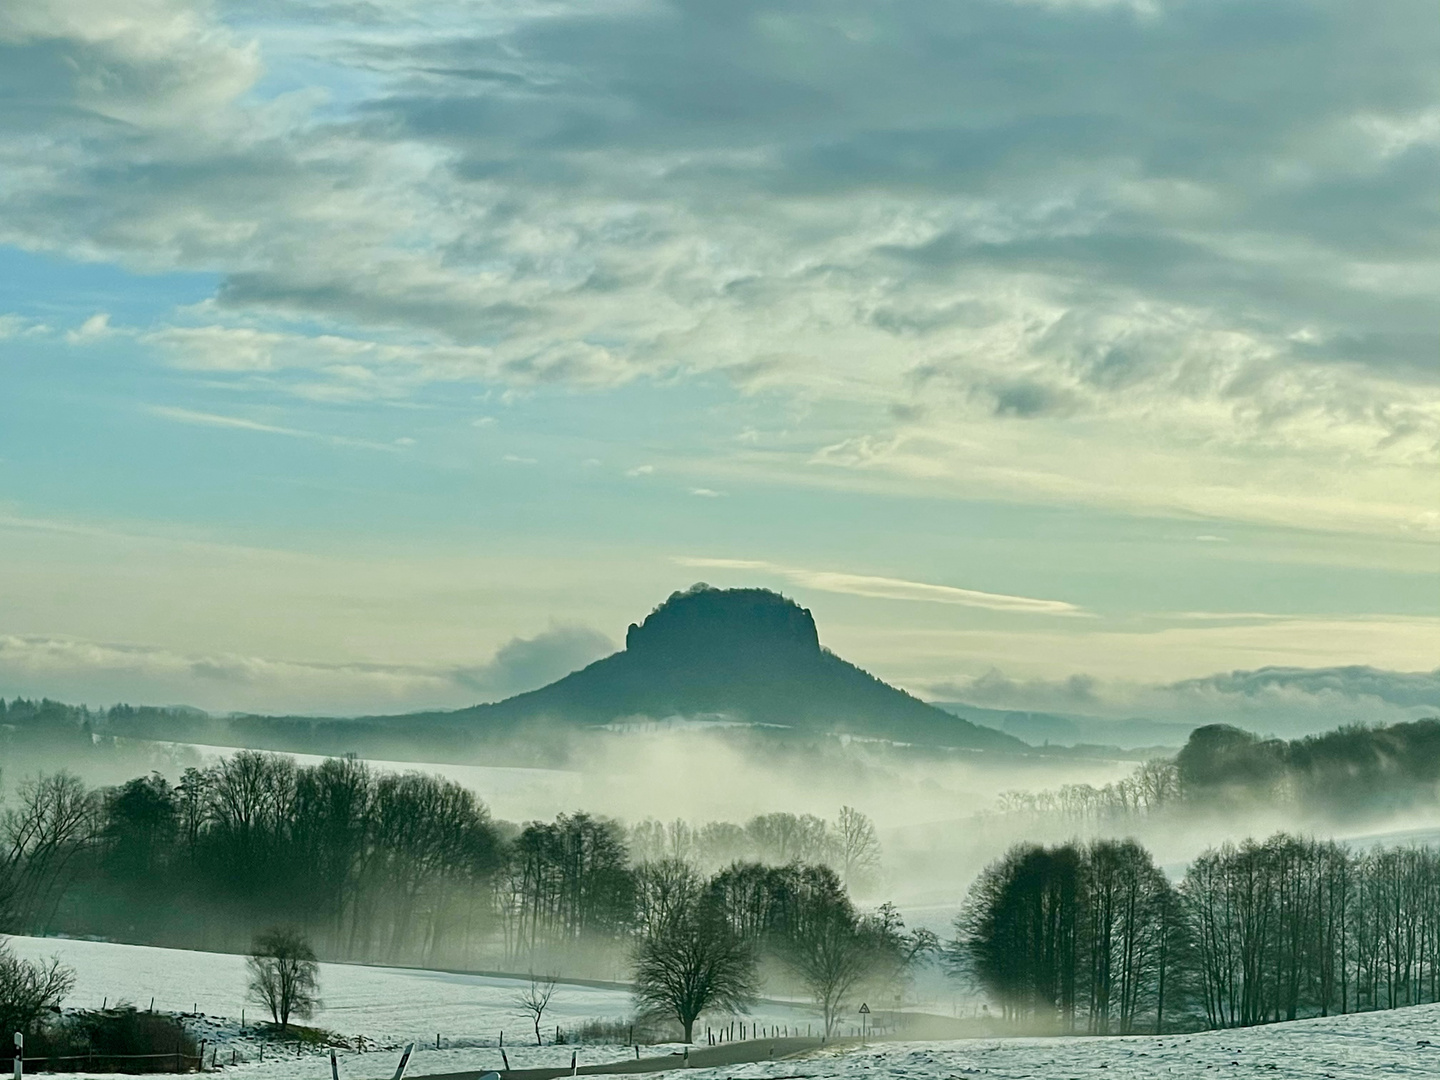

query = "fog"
[
  {"left": 10, "top": 709, "right": 1440, "bottom": 1023},
  {"left": 17, "top": 716, "right": 1439, "bottom": 918}
]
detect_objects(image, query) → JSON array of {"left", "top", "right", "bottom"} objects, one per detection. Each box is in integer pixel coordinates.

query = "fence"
[{"left": 3, "top": 1050, "right": 202, "bottom": 1074}]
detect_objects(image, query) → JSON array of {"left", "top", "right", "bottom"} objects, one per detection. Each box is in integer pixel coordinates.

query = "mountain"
[
  {"left": 93, "top": 585, "right": 1027, "bottom": 759},
  {"left": 442, "top": 584, "right": 1025, "bottom": 752}
]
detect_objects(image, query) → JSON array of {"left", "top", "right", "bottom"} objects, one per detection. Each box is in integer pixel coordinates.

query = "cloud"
[
  {"left": 626, "top": 465, "right": 656, "bottom": 477},
  {"left": 146, "top": 405, "right": 399, "bottom": 451},
  {"left": 0, "top": 625, "right": 614, "bottom": 715},
  {"left": 64, "top": 312, "right": 112, "bottom": 343},
  {"left": 0, "top": 314, "right": 49, "bottom": 338},
  {"left": 673, "top": 556, "right": 1084, "bottom": 616},
  {"left": 453, "top": 625, "right": 615, "bottom": 702},
  {"left": 690, "top": 488, "right": 724, "bottom": 497},
  {"left": 0, "top": 0, "right": 1436, "bottom": 533},
  {"left": 1167, "top": 665, "right": 1440, "bottom": 711},
  {"left": 924, "top": 660, "right": 1440, "bottom": 743}
]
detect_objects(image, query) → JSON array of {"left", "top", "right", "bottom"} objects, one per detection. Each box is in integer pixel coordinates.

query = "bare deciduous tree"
[
  {"left": 632, "top": 902, "right": 757, "bottom": 1043},
  {"left": 515, "top": 972, "right": 558, "bottom": 1045},
  {"left": 2, "top": 773, "right": 100, "bottom": 932},
  {"left": 836, "top": 806, "right": 880, "bottom": 892},
  {"left": 247, "top": 927, "right": 320, "bottom": 1032},
  {"left": 633, "top": 859, "right": 702, "bottom": 942},
  {"left": 0, "top": 938, "right": 74, "bottom": 1038}
]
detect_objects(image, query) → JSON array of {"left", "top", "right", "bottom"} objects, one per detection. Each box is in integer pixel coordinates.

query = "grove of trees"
[
  {"left": 627, "top": 807, "right": 881, "bottom": 889},
  {"left": 0, "top": 755, "right": 896, "bottom": 1012},
  {"left": 957, "top": 832, "right": 1440, "bottom": 1033},
  {"left": 995, "top": 720, "right": 1440, "bottom": 828}
]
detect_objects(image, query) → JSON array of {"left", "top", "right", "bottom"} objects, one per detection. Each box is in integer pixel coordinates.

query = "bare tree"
[
  {"left": 835, "top": 807, "right": 880, "bottom": 892},
  {"left": 515, "top": 972, "right": 558, "bottom": 1045},
  {"left": 633, "top": 859, "right": 702, "bottom": 942},
  {"left": 0, "top": 938, "right": 74, "bottom": 1037},
  {"left": 782, "top": 893, "right": 903, "bottom": 1037},
  {"left": 632, "top": 901, "right": 758, "bottom": 1043},
  {"left": 247, "top": 927, "right": 320, "bottom": 1032},
  {"left": 2, "top": 773, "right": 100, "bottom": 932}
]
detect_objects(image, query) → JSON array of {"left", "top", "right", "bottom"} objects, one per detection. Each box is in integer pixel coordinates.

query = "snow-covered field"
[
  {"left": 689, "top": 1005, "right": 1440, "bottom": 1080},
  {"left": 16, "top": 935, "right": 1440, "bottom": 1079},
  {"left": 5, "top": 935, "right": 816, "bottom": 1077}
]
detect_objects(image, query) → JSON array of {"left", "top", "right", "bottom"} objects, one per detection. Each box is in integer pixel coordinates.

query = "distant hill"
[
  {"left": 87, "top": 585, "right": 1027, "bottom": 759},
  {"left": 933, "top": 701, "right": 1194, "bottom": 751},
  {"left": 440, "top": 585, "right": 1025, "bottom": 752}
]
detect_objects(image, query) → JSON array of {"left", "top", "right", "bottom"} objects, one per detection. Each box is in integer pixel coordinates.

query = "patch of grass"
[
  {"left": 573, "top": 1016, "right": 683, "bottom": 1044},
  {"left": 253, "top": 1020, "right": 345, "bottom": 1047}
]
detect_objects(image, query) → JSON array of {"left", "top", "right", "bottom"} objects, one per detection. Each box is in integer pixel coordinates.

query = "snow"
[
  {"left": 687, "top": 1006, "right": 1440, "bottom": 1080},
  {"left": 14, "top": 935, "right": 1440, "bottom": 1079},
  {"left": 4, "top": 935, "right": 816, "bottom": 1078}
]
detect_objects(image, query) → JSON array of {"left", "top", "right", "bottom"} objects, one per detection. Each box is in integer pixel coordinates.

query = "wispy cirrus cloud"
[
  {"left": 146, "top": 405, "right": 402, "bottom": 452},
  {"left": 673, "top": 557, "right": 1085, "bottom": 616}
]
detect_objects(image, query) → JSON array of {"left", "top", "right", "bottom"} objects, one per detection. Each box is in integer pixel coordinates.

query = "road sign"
[{"left": 858, "top": 1004, "right": 870, "bottom": 1014}]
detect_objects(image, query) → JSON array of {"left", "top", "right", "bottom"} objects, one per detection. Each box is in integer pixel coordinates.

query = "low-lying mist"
[{"left": 9, "top": 699, "right": 1440, "bottom": 989}]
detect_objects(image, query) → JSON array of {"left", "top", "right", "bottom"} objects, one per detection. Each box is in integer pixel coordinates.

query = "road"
[{"left": 411, "top": 1036, "right": 853, "bottom": 1080}]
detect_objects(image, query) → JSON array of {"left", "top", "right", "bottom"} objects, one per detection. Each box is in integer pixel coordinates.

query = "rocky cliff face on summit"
[{"left": 452, "top": 585, "right": 1023, "bottom": 752}]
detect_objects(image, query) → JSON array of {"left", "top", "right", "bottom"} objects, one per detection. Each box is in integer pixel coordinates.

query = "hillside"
[{"left": 444, "top": 585, "right": 1024, "bottom": 752}]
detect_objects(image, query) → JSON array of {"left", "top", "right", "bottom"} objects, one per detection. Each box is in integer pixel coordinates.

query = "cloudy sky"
[{"left": 0, "top": 0, "right": 1436, "bottom": 717}]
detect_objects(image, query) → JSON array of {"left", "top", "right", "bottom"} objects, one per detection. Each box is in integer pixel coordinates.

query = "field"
[
  {"left": 688, "top": 1004, "right": 1440, "bottom": 1080},
  {"left": 5, "top": 935, "right": 816, "bottom": 1078},
  {"left": 12, "top": 935, "right": 1440, "bottom": 1079}
]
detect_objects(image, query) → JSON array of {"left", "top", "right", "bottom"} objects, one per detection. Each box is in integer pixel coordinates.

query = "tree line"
[
  {"left": 628, "top": 807, "right": 880, "bottom": 888},
  {"left": 0, "top": 755, "right": 889, "bottom": 984},
  {"left": 632, "top": 859, "right": 931, "bottom": 1040},
  {"left": 956, "top": 832, "right": 1440, "bottom": 1033},
  {"left": 993, "top": 720, "right": 1440, "bottom": 827}
]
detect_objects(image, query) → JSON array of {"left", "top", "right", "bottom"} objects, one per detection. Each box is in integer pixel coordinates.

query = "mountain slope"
[{"left": 445, "top": 585, "right": 1024, "bottom": 752}]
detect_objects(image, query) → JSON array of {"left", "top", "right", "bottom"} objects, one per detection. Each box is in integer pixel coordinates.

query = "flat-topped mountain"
[{"left": 447, "top": 585, "right": 1024, "bottom": 751}]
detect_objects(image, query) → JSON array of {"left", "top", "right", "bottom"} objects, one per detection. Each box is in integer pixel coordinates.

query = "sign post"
[
  {"left": 858, "top": 1003, "right": 870, "bottom": 1045},
  {"left": 13, "top": 1031, "right": 22, "bottom": 1080},
  {"left": 391, "top": 1042, "right": 415, "bottom": 1080}
]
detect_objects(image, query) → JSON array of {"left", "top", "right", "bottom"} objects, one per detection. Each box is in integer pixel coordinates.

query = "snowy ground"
[
  {"left": 17, "top": 935, "right": 1440, "bottom": 1078},
  {"left": 5, "top": 935, "right": 816, "bottom": 1077},
  {"left": 688, "top": 1004, "right": 1440, "bottom": 1080}
]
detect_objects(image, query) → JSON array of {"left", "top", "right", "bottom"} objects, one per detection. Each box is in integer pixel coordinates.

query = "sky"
[{"left": 0, "top": 0, "right": 1436, "bottom": 720}]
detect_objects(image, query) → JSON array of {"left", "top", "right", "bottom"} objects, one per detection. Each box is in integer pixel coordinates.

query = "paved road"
[{"left": 411, "top": 1036, "right": 852, "bottom": 1080}]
